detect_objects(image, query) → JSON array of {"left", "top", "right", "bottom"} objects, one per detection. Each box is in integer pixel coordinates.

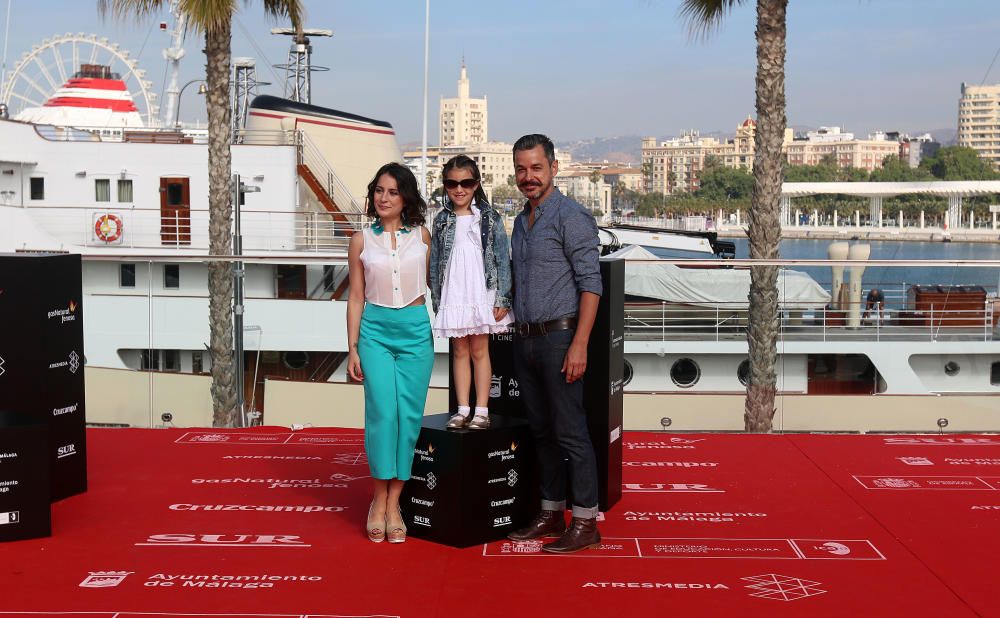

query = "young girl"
[{"left": 430, "top": 155, "right": 514, "bottom": 429}]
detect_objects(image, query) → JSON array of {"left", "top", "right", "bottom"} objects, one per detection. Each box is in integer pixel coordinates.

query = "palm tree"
[
  {"left": 589, "top": 168, "right": 604, "bottom": 213},
  {"left": 681, "top": 0, "right": 787, "bottom": 432},
  {"left": 100, "top": 0, "right": 303, "bottom": 427}
]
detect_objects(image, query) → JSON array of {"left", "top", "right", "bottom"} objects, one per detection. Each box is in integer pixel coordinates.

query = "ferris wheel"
[{"left": 1, "top": 33, "right": 158, "bottom": 126}]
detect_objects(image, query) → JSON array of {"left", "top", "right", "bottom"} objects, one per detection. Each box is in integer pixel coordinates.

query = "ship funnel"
[
  {"left": 827, "top": 242, "right": 849, "bottom": 309},
  {"left": 846, "top": 243, "right": 871, "bottom": 328}
]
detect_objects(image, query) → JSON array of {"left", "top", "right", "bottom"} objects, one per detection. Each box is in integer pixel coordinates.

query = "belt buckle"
[{"left": 517, "top": 322, "right": 529, "bottom": 337}]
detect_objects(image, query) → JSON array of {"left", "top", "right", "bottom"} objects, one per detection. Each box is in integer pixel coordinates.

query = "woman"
[
  {"left": 429, "top": 155, "right": 513, "bottom": 429},
  {"left": 346, "top": 162, "right": 433, "bottom": 544}
]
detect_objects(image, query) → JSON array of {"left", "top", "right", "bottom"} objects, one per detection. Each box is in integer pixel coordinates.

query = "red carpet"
[{"left": 0, "top": 428, "right": 995, "bottom": 617}]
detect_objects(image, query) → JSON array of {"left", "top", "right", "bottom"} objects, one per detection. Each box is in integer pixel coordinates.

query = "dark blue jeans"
[{"left": 513, "top": 328, "right": 599, "bottom": 518}]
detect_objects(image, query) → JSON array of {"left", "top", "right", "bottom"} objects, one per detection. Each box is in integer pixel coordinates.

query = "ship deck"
[
  {"left": 1, "top": 426, "right": 997, "bottom": 616},
  {"left": 626, "top": 324, "right": 995, "bottom": 342}
]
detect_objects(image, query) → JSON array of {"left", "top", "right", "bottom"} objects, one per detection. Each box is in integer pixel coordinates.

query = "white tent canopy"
[{"left": 606, "top": 245, "right": 831, "bottom": 309}]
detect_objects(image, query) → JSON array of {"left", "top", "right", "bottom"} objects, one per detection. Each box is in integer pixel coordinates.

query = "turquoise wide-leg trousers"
[{"left": 358, "top": 303, "right": 434, "bottom": 481}]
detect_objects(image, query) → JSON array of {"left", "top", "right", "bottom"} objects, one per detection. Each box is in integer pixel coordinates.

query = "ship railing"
[
  {"left": 624, "top": 299, "right": 996, "bottom": 343},
  {"left": 31, "top": 124, "right": 296, "bottom": 146},
  {"left": 294, "top": 130, "right": 365, "bottom": 223},
  {"left": 19, "top": 205, "right": 362, "bottom": 253},
  {"left": 294, "top": 212, "right": 366, "bottom": 252},
  {"left": 60, "top": 254, "right": 1000, "bottom": 429}
]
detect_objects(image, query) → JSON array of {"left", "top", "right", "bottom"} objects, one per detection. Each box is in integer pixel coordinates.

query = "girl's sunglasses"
[{"left": 443, "top": 178, "right": 479, "bottom": 189}]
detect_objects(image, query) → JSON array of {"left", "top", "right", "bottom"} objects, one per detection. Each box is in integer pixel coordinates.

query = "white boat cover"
[{"left": 606, "top": 245, "right": 832, "bottom": 309}]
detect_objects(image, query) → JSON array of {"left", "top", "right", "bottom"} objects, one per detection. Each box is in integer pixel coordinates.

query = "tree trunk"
[
  {"left": 744, "top": 0, "right": 787, "bottom": 433},
  {"left": 205, "top": 22, "right": 237, "bottom": 427}
]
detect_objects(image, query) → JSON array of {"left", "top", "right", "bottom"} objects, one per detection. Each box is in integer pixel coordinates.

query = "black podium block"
[
  {"left": 448, "top": 260, "right": 624, "bottom": 512},
  {"left": 0, "top": 253, "right": 87, "bottom": 502},
  {"left": 586, "top": 258, "right": 625, "bottom": 510},
  {"left": 401, "top": 413, "right": 537, "bottom": 548},
  {"left": 0, "top": 411, "right": 51, "bottom": 542}
]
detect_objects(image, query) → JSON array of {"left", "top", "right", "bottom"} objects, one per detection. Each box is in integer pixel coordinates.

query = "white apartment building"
[
  {"left": 641, "top": 118, "right": 759, "bottom": 194},
  {"left": 555, "top": 169, "right": 611, "bottom": 217},
  {"left": 402, "top": 147, "right": 443, "bottom": 198},
  {"left": 439, "top": 63, "right": 488, "bottom": 147},
  {"left": 601, "top": 167, "right": 644, "bottom": 193},
  {"left": 958, "top": 82, "right": 1000, "bottom": 171},
  {"left": 899, "top": 133, "right": 939, "bottom": 168},
  {"left": 784, "top": 127, "right": 900, "bottom": 170},
  {"left": 642, "top": 119, "right": 903, "bottom": 195},
  {"left": 555, "top": 162, "right": 640, "bottom": 217}
]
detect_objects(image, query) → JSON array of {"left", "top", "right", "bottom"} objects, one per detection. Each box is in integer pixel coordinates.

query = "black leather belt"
[{"left": 515, "top": 316, "right": 578, "bottom": 338}]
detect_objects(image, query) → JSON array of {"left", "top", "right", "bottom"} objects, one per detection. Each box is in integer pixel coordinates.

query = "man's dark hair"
[{"left": 513, "top": 134, "right": 556, "bottom": 165}]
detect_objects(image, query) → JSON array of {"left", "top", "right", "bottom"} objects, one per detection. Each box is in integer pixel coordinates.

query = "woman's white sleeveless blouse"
[{"left": 360, "top": 226, "right": 427, "bottom": 308}]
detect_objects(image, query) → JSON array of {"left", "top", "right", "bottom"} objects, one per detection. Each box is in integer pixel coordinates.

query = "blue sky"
[{"left": 2, "top": 0, "right": 999, "bottom": 143}]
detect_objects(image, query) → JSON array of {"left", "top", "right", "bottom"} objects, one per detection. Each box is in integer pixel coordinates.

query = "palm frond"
[
  {"left": 259, "top": 0, "right": 305, "bottom": 29},
  {"left": 180, "top": 0, "right": 239, "bottom": 34},
  {"left": 97, "top": 0, "right": 169, "bottom": 23},
  {"left": 678, "top": 0, "right": 747, "bottom": 39},
  {"left": 101, "top": 0, "right": 303, "bottom": 34}
]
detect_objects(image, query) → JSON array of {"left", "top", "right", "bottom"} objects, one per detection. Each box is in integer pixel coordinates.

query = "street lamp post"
[
  {"left": 174, "top": 79, "right": 207, "bottom": 128},
  {"left": 232, "top": 173, "right": 260, "bottom": 427}
]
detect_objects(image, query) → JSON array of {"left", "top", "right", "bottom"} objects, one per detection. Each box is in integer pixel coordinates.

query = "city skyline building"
[
  {"left": 784, "top": 127, "right": 900, "bottom": 171},
  {"left": 642, "top": 119, "right": 911, "bottom": 195},
  {"left": 438, "top": 61, "right": 488, "bottom": 147},
  {"left": 958, "top": 82, "right": 1000, "bottom": 171},
  {"left": 641, "top": 118, "right": 762, "bottom": 194}
]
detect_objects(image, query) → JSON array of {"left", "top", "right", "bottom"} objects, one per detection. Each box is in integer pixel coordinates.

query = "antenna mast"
[
  {"left": 271, "top": 26, "right": 331, "bottom": 104},
  {"left": 232, "top": 57, "right": 266, "bottom": 142}
]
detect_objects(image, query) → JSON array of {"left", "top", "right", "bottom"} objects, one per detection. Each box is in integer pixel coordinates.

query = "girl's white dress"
[{"left": 432, "top": 207, "right": 514, "bottom": 338}]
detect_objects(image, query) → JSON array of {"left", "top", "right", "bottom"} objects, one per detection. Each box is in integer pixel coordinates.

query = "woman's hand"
[
  {"left": 347, "top": 349, "right": 364, "bottom": 382},
  {"left": 493, "top": 307, "right": 508, "bottom": 322}
]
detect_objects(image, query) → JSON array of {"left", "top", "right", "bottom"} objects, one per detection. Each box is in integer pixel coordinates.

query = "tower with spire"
[{"left": 439, "top": 60, "right": 488, "bottom": 147}]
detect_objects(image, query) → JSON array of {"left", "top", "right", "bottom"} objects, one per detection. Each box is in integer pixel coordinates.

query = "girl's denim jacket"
[{"left": 429, "top": 199, "right": 512, "bottom": 313}]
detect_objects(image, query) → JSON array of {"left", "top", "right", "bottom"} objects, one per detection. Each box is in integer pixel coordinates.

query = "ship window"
[
  {"left": 944, "top": 361, "right": 960, "bottom": 377},
  {"left": 282, "top": 351, "right": 310, "bottom": 370},
  {"left": 140, "top": 349, "right": 160, "bottom": 370},
  {"left": 737, "top": 359, "right": 751, "bottom": 386},
  {"left": 95, "top": 178, "right": 111, "bottom": 202},
  {"left": 29, "top": 177, "right": 44, "bottom": 200},
  {"left": 670, "top": 358, "right": 700, "bottom": 388},
  {"left": 992, "top": 362, "right": 1000, "bottom": 386},
  {"left": 166, "top": 182, "right": 183, "bottom": 206},
  {"left": 623, "top": 359, "right": 634, "bottom": 387},
  {"left": 119, "top": 263, "right": 136, "bottom": 288},
  {"left": 162, "top": 350, "right": 181, "bottom": 372},
  {"left": 164, "top": 264, "right": 180, "bottom": 289},
  {"left": 117, "top": 179, "right": 133, "bottom": 202}
]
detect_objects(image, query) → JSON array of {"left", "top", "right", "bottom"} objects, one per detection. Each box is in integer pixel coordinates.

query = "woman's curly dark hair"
[{"left": 365, "top": 162, "right": 427, "bottom": 227}]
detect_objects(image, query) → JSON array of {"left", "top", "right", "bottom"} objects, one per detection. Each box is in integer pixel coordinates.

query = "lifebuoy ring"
[{"left": 95, "top": 214, "right": 123, "bottom": 243}]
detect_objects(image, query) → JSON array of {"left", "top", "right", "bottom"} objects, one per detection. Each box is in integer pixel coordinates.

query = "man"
[
  {"left": 864, "top": 288, "right": 885, "bottom": 324},
  {"left": 506, "top": 134, "right": 602, "bottom": 554}
]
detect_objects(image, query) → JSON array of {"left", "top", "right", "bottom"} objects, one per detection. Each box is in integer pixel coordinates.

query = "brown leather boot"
[
  {"left": 506, "top": 510, "right": 566, "bottom": 541},
  {"left": 541, "top": 517, "right": 601, "bottom": 554}
]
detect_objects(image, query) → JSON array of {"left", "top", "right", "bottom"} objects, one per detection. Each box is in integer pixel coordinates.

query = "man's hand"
[{"left": 561, "top": 340, "right": 588, "bottom": 383}]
